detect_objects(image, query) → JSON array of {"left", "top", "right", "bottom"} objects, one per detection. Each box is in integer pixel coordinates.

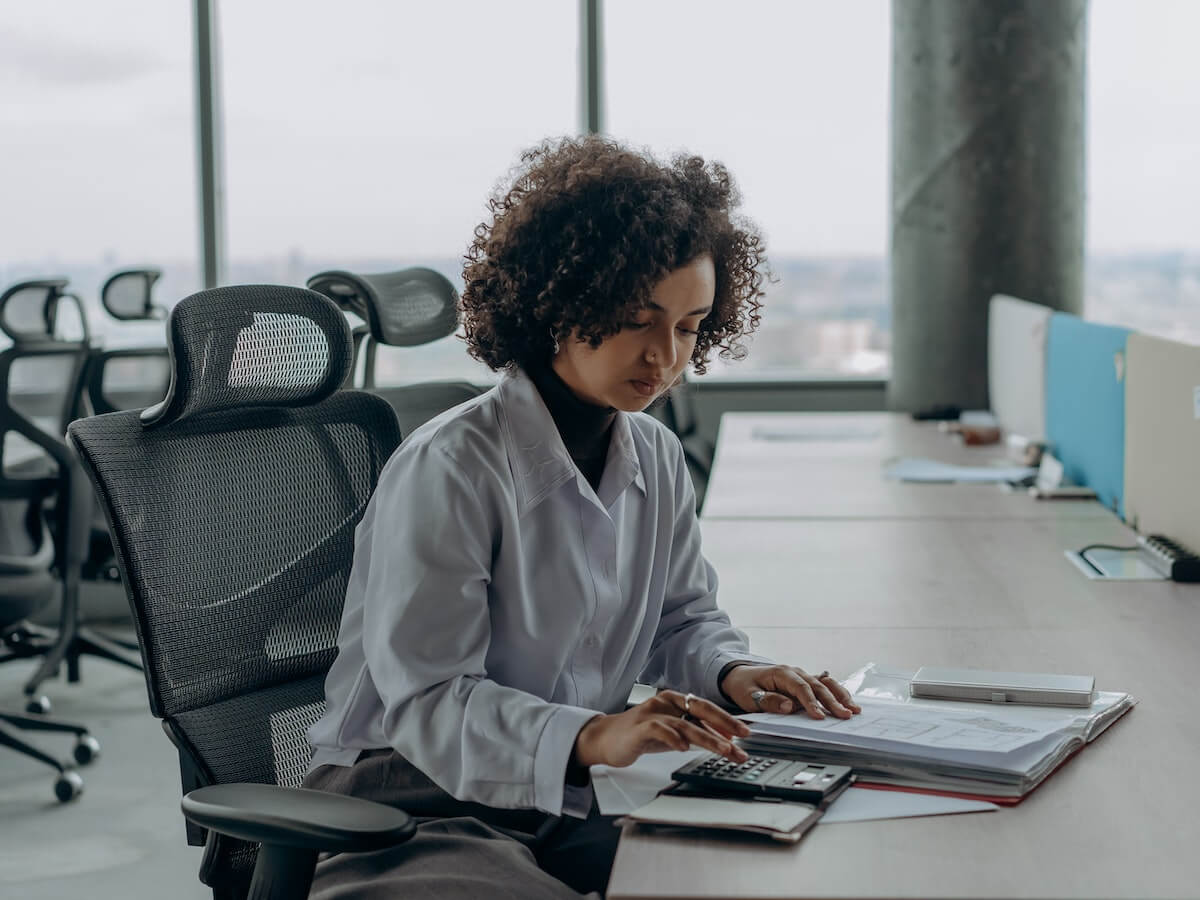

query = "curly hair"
[{"left": 461, "top": 136, "right": 768, "bottom": 375}]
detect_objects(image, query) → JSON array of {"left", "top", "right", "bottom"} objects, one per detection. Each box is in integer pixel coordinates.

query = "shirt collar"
[{"left": 497, "top": 368, "right": 646, "bottom": 516}]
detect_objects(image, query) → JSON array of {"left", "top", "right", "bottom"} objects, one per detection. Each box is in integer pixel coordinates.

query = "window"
[
  {"left": 1086, "top": 0, "right": 1200, "bottom": 343},
  {"left": 0, "top": 0, "right": 197, "bottom": 350},
  {"left": 605, "top": 0, "right": 891, "bottom": 378},
  {"left": 219, "top": 0, "right": 576, "bottom": 384}
]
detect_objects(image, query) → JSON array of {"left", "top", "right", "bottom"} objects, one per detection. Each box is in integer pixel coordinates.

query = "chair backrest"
[
  {"left": 100, "top": 268, "right": 166, "bottom": 322},
  {"left": 68, "top": 285, "right": 402, "bottom": 897},
  {"left": 307, "top": 267, "right": 460, "bottom": 388},
  {"left": 0, "top": 278, "right": 90, "bottom": 345}
]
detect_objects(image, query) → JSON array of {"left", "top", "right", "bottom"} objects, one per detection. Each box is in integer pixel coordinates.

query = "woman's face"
[{"left": 552, "top": 255, "right": 715, "bottom": 412}]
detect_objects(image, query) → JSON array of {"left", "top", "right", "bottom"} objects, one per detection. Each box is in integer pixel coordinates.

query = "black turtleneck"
[{"left": 524, "top": 359, "right": 617, "bottom": 491}]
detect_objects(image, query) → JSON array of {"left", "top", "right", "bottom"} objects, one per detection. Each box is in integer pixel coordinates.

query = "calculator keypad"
[
  {"left": 673, "top": 752, "right": 853, "bottom": 802},
  {"left": 691, "top": 754, "right": 780, "bottom": 783}
]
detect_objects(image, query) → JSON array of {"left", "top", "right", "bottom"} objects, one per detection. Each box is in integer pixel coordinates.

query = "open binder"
[{"left": 738, "top": 664, "right": 1136, "bottom": 804}]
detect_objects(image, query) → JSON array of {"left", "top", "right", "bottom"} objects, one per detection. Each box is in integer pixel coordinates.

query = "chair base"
[
  {"left": 0, "top": 712, "right": 98, "bottom": 802},
  {"left": 6, "top": 621, "right": 142, "bottom": 699}
]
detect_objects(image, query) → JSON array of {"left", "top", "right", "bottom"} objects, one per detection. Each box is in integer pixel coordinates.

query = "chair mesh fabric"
[
  {"left": 67, "top": 286, "right": 402, "bottom": 896},
  {"left": 360, "top": 268, "right": 459, "bottom": 347},
  {"left": 173, "top": 674, "right": 328, "bottom": 891},
  {"left": 146, "top": 285, "right": 352, "bottom": 427},
  {"left": 72, "top": 394, "right": 398, "bottom": 715}
]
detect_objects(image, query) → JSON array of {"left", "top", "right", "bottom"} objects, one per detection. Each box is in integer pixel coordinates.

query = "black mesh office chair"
[
  {"left": 68, "top": 285, "right": 414, "bottom": 900},
  {"left": 307, "top": 267, "right": 482, "bottom": 435},
  {"left": 0, "top": 279, "right": 102, "bottom": 801},
  {"left": 0, "top": 282, "right": 142, "bottom": 710}
]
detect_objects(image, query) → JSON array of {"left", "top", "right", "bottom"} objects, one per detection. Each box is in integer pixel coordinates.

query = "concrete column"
[{"left": 889, "top": 0, "right": 1087, "bottom": 412}]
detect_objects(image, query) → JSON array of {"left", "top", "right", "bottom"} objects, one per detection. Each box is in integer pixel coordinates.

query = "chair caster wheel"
[
  {"left": 74, "top": 735, "right": 101, "bottom": 765},
  {"left": 55, "top": 770, "right": 84, "bottom": 803},
  {"left": 26, "top": 695, "right": 51, "bottom": 715}
]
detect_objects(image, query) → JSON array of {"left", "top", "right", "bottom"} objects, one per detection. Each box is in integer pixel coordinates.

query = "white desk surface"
[
  {"left": 609, "top": 451, "right": 1199, "bottom": 898},
  {"left": 703, "top": 412, "right": 1114, "bottom": 520}
]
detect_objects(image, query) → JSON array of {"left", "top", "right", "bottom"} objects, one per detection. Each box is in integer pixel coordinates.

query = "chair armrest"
[{"left": 181, "top": 783, "right": 415, "bottom": 853}]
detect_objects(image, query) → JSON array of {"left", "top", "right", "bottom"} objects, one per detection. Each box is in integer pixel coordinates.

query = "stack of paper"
[{"left": 740, "top": 664, "right": 1136, "bottom": 802}]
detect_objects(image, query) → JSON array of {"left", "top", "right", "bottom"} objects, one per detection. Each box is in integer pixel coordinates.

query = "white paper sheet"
[
  {"left": 883, "top": 457, "right": 1036, "bottom": 484},
  {"left": 591, "top": 749, "right": 998, "bottom": 822},
  {"left": 743, "top": 698, "right": 1055, "bottom": 755},
  {"left": 820, "top": 787, "right": 996, "bottom": 824}
]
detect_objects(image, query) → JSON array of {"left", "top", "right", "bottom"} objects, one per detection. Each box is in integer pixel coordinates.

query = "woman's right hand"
[{"left": 572, "top": 690, "right": 751, "bottom": 769}]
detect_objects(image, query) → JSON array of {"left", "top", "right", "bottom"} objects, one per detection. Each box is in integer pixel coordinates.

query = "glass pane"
[
  {"left": 0, "top": 1, "right": 199, "bottom": 351},
  {"left": 220, "top": 0, "right": 576, "bottom": 385},
  {"left": 606, "top": 0, "right": 891, "bottom": 379},
  {"left": 1086, "top": 0, "right": 1200, "bottom": 343}
]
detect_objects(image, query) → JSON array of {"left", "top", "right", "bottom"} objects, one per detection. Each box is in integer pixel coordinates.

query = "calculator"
[{"left": 671, "top": 753, "right": 854, "bottom": 804}]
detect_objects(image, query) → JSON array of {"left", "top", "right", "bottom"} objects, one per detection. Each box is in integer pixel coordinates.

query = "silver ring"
[
  {"left": 683, "top": 692, "right": 695, "bottom": 716},
  {"left": 750, "top": 689, "right": 767, "bottom": 710},
  {"left": 818, "top": 670, "right": 830, "bottom": 680}
]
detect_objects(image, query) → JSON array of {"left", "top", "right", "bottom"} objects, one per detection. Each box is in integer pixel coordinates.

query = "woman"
[{"left": 304, "top": 136, "right": 860, "bottom": 899}]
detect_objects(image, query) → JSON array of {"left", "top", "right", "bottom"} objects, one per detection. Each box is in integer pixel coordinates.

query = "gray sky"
[{"left": 0, "top": 0, "right": 1197, "bottom": 265}]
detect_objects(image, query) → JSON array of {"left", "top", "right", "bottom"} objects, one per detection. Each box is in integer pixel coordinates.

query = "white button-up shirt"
[{"left": 306, "top": 368, "right": 771, "bottom": 816}]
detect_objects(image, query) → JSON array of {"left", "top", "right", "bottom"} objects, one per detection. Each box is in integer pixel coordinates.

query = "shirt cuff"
[{"left": 533, "top": 704, "right": 602, "bottom": 815}]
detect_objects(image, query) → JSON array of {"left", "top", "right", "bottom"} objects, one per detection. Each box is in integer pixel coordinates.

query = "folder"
[
  {"left": 739, "top": 664, "right": 1135, "bottom": 804},
  {"left": 1045, "top": 314, "right": 1133, "bottom": 516}
]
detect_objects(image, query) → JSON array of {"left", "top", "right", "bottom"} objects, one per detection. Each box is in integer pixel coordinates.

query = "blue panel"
[{"left": 1045, "top": 314, "right": 1133, "bottom": 516}]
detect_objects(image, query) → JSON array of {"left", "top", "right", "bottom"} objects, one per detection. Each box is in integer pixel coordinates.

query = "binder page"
[{"left": 743, "top": 699, "right": 1055, "bottom": 754}]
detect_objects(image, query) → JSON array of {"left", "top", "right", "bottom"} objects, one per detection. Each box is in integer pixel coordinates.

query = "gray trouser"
[{"left": 302, "top": 748, "right": 621, "bottom": 899}]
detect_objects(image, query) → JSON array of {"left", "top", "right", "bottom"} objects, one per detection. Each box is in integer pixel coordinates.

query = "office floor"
[{"left": 0, "top": 618, "right": 209, "bottom": 899}]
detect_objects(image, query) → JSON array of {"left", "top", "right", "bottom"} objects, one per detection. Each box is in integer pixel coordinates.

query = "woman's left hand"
[{"left": 719, "top": 664, "right": 863, "bottom": 719}]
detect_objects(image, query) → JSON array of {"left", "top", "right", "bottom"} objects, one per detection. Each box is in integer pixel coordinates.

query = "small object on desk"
[
  {"left": 1138, "top": 534, "right": 1200, "bottom": 582},
  {"left": 1005, "top": 434, "right": 1047, "bottom": 466},
  {"left": 671, "top": 752, "right": 854, "bottom": 805},
  {"left": 911, "top": 404, "right": 961, "bottom": 421},
  {"left": 1025, "top": 452, "right": 1097, "bottom": 499},
  {"left": 910, "top": 667, "right": 1095, "bottom": 707},
  {"left": 958, "top": 410, "right": 999, "bottom": 427},
  {"left": 1066, "top": 534, "right": 1200, "bottom": 582},
  {"left": 958, "top": 425, "right": 1002, "bottom": 446}
]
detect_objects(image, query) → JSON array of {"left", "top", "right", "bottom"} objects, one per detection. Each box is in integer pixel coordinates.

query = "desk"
[
  {"left": 703, "top": 412, "right": 1114, "bottom": 520},
  {"left": 607, "top": 415, "right": 1200, "bottom": 899}
]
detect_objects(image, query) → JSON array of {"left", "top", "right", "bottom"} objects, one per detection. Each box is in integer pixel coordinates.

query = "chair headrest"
[
  {"left": 306, "top": 267, "right": 459, "bottom": 347},
  {"left": 140, "top": 284, "right": 353, "bottom": 429},
  {"left": 101, "top": 268, "right": 165, "bottom": 321},
  {"left": 0, "top": 278, "right": 71, "bottom": 342}
]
